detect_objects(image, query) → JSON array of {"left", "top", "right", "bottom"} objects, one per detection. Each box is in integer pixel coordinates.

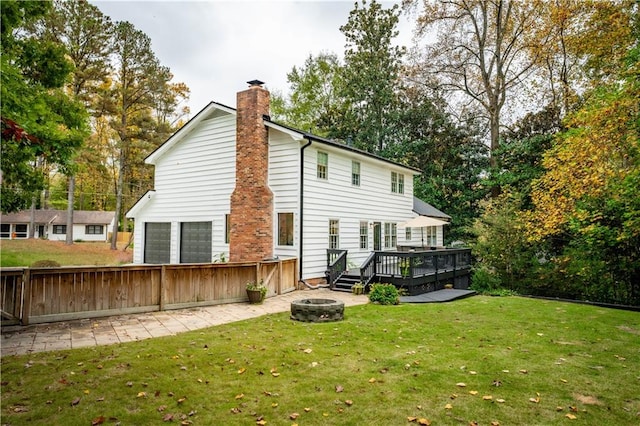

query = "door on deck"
[{"left": 373, "top": 222, "right": 382, "bottom": 251}]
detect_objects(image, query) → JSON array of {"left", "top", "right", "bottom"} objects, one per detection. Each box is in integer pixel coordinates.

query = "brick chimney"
[{"left": 229, "top": 80, "right": 274, "bottom": 262}]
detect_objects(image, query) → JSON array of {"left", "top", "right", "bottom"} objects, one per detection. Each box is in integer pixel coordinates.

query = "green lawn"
[
  {"left": 1, "top": 296, "right": 639, "bottom": 425},
  {"left": 0, "top": 239, "right": 132, "bottom": 267}
]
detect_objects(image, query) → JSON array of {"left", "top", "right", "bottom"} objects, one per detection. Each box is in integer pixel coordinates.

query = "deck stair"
[{"left": 332, "top": 271, "right": 361, "bottom": 293}]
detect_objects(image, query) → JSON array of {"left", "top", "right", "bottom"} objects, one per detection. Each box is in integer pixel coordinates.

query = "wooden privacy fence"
[{"left": 0, "top": 258, "right": 298, "bottom": 325}]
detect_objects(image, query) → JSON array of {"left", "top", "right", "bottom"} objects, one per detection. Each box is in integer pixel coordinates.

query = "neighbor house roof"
[
  {"left": 412, "top": 197, "right": 451, "bottom": 220},
  {"left": 1, "top": 209, "right": 115, "bottom": 225},
  {"left": 145, "top": 101, "right": 421, "bottom": 174}
]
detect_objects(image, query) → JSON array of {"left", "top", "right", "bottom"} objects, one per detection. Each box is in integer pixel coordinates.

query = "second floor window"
[
  {"left": 391, "top": 172, "right": 405, "bottom": 194},
  {"left": 317, "top": 151, "right": 328, "bottom": 179},
  {"left": 352, "top": 161, "right": 361, "bottom": 186}
]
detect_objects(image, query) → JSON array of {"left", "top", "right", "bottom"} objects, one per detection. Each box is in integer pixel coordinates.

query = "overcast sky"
[{"left": 92, "top": 0, "right": 416, "bottom": 117}]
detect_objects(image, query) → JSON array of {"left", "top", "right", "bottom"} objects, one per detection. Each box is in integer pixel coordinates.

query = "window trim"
[
  {"left": 85, "top": 224, "right": 104, "bottom": 235},
  {"left": 352, "top": 160, "right": 361, "bottom": 186},
  {"left": 317, "top": 151, "right": 328, "bottom": 180},
  {"left": 359, "top": 221, "right": 368, "bottom": 250},
  {"left": 329, "top": 219, "right": 339, "bottom": 249},
  {"left": 384, "top": 222, "right": 397, "bottom": 249},
  {"left": 53, "top": 225, "right": 66, "bottom": 235},
  {"left": 277, "top": 212, "right": 294, "bottom": 246},
  {"left": 225, "top": 214, "right": 231, "bottom": 244}
]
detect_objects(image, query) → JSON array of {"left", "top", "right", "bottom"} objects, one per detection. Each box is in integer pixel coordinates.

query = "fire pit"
[{"left": 290, "top": 298, "right": 344, "bottom": 322}]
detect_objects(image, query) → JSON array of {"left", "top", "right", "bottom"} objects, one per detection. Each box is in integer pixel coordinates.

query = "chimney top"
[{"left": 247, "top": 79, "right": 265, "bottom": 88}]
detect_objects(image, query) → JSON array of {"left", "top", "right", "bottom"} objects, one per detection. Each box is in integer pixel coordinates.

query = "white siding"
[
  {"left": 269, "top": 130, "right": 300, "bottom": 259},
  {"left": 132, "top": 114, "right": 236, "bottom": 263},
  {"left": 301, "top": 143, "right": 418, "bottom": 279}
]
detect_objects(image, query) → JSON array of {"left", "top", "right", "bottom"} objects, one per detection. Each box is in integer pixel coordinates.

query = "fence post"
[
  {"left": 21, "top": 268, "right": 31, "bottom": 326},
  {"left": 159, "top": 265, "right": 166, "bottom": 311}
]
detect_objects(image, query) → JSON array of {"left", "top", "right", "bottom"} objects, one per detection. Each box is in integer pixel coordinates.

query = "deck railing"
[
  {"left": 325, "top": 249, "right": 348, "bottom": 289},
  {"left": 373, "top": 248, "right": 472, "bottom": 293}
]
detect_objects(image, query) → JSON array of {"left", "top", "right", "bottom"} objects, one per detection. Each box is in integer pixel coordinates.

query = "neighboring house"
[
  {"left": 126, "top": 80, "right": 450, "bottom": 282},
  {"left": 0, "top": 210, "right": 115, "bottom": 242}
]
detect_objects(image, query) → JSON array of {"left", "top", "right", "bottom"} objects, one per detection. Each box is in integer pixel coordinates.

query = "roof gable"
[
  {"left": 147, "top": 101, "right": 421, "bottom": 174},
  {"left": 145, "top": 102, "right": 235, "bottom": 165}
]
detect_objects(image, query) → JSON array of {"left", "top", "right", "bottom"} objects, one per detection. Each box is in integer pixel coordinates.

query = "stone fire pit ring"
[{"left": 290, "top": 298, "right": 344, "bottom": 322}]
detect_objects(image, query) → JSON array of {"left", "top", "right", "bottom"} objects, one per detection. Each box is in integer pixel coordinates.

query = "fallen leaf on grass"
[
  {"left": 483, "top": 395, "right": 493, "bottom": 401},
  {"left": 345, "top": 400, "right": 353, "bottom": 406},
  {"left": 158, "top": 405, "right": 167, "bottom": 412},
  {"left": 235, "top": 393, "right": 244, "bottom": 400},
  {"left": 304, "top": 408, "right": 311, "bottom": 412},
  {"left": 496, "top": 399, "right": 506, "bottom": 403},
  {"left": 565, "top": 413, "right": 577, "bottom": 420},
  {"left": 335, "top": 385, "right": 344, "bottom": 393},
  {"left": 529, "top": 397, "right": 540, "bottom": 403},
  {"left": 444, "top": 403, "right": 453, "bottom": 410},
  {"left": 137, "top": 392, "right": 147, "bottom": 398},
  {"left": 91, "top": 416, "right": 105, "bottom": 425},
  {"left": 12, "top": 405, "right": 29, "bottom": 413},
  {"left": 177, "top": 397, "right": 186, "bottom": 404},
  {"left": 491, "top": 421, "right": 500, "bottom": 426},
  {"left": 519, "top": 369, "right": 528, "bottom": 374},
  {"left": 368, "top": 378, "right": 377, "bottom": 383},
  {"left": 418, "top": 419, "right": 431, "bottom": 425},
  {"left": 70, "top": 397, "right": 81, "bottom": 406},
  {"left": 456, "top": 383, "right": 467, "bottom": 387},
  {"left": 469, "top": 391, "right": 478, "bottom": 395},
  {"left": 290, "top": 413, "right": 299, "bottom": 420},
  {"left": 162, "top": 413, "right": 174, "bottom": 422},
  {"left": 303, "top": 348, "right": 312, "bottom": 354},
  {"left": 237, "top": 368, "right": 246, "bottom": 374}
]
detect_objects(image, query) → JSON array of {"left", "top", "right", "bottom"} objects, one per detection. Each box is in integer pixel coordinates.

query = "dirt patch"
[
  {"left": 617, "top": 325, "right": 640, "bottom": 335},
  {"left": 574, "top": 394, "right": 603, "bottom": 405}
]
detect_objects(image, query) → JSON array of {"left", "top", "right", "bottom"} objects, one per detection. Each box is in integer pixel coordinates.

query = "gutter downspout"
[{"left": 299, "top": 137, "right": 329, "bottom": 289}]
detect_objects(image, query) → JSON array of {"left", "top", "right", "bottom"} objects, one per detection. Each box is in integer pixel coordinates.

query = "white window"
[
  {"left": 85, "top": 225, "right": 104, "bottom": 235},
  {"left": 317, "top": 151, "right": 328, "bottom": 179},
  {"left": 405, "top": 227, "right": 412, "bottom": 241},
  {"left": 426, "top": 226, "right": 437, "bottom": 246},
  {"left": 352, "top": 161, "right": 361, "bottom": 186},
  {"left": 225, "top": 214, "right": 230, "bottom": 244},
  {"left": 384, "top": 222, "right": 397, "bottom": 249},
  {"left": 278, "top": 213, "right": 294, "bottom": 246},
  {"left": 359, "top": 221, "right": 368, "bottom": 249},
  {"left": 392, "top": 172, "right": 404, "bottom": 194},
  {"left": 398, "top": 173, "right": 404, "bottom": 194},
  {"left": 329, "top": 219, "right": 339, "bottom": 249}
]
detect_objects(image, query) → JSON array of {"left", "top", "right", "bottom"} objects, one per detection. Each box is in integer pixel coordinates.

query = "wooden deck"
[{"left": 329, "top": 248, "right": 472, "bottom": 295}]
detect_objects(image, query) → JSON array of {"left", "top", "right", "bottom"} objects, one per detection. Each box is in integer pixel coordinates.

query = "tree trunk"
[
  {"left": 66, "top": 175, "right": 75, "bottom": 245},
  {"left": 110, "top": 149, "right": 125, "bottom": 250},
  {"left": 29, "top": 198, "right": 36, "bottom": 238}
]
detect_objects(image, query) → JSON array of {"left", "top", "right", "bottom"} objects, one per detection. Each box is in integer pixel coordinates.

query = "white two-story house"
[{"left": 126, "top": 80, "right": 448, "bottom": 283}]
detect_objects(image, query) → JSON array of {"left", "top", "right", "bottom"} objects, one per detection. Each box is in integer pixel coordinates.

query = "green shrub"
[
  {"left": 368, "top": 283, "right": 400, "bottom": 305},
  {"left": 470, "top": 264, "right": 501, "bottom": 293}
]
